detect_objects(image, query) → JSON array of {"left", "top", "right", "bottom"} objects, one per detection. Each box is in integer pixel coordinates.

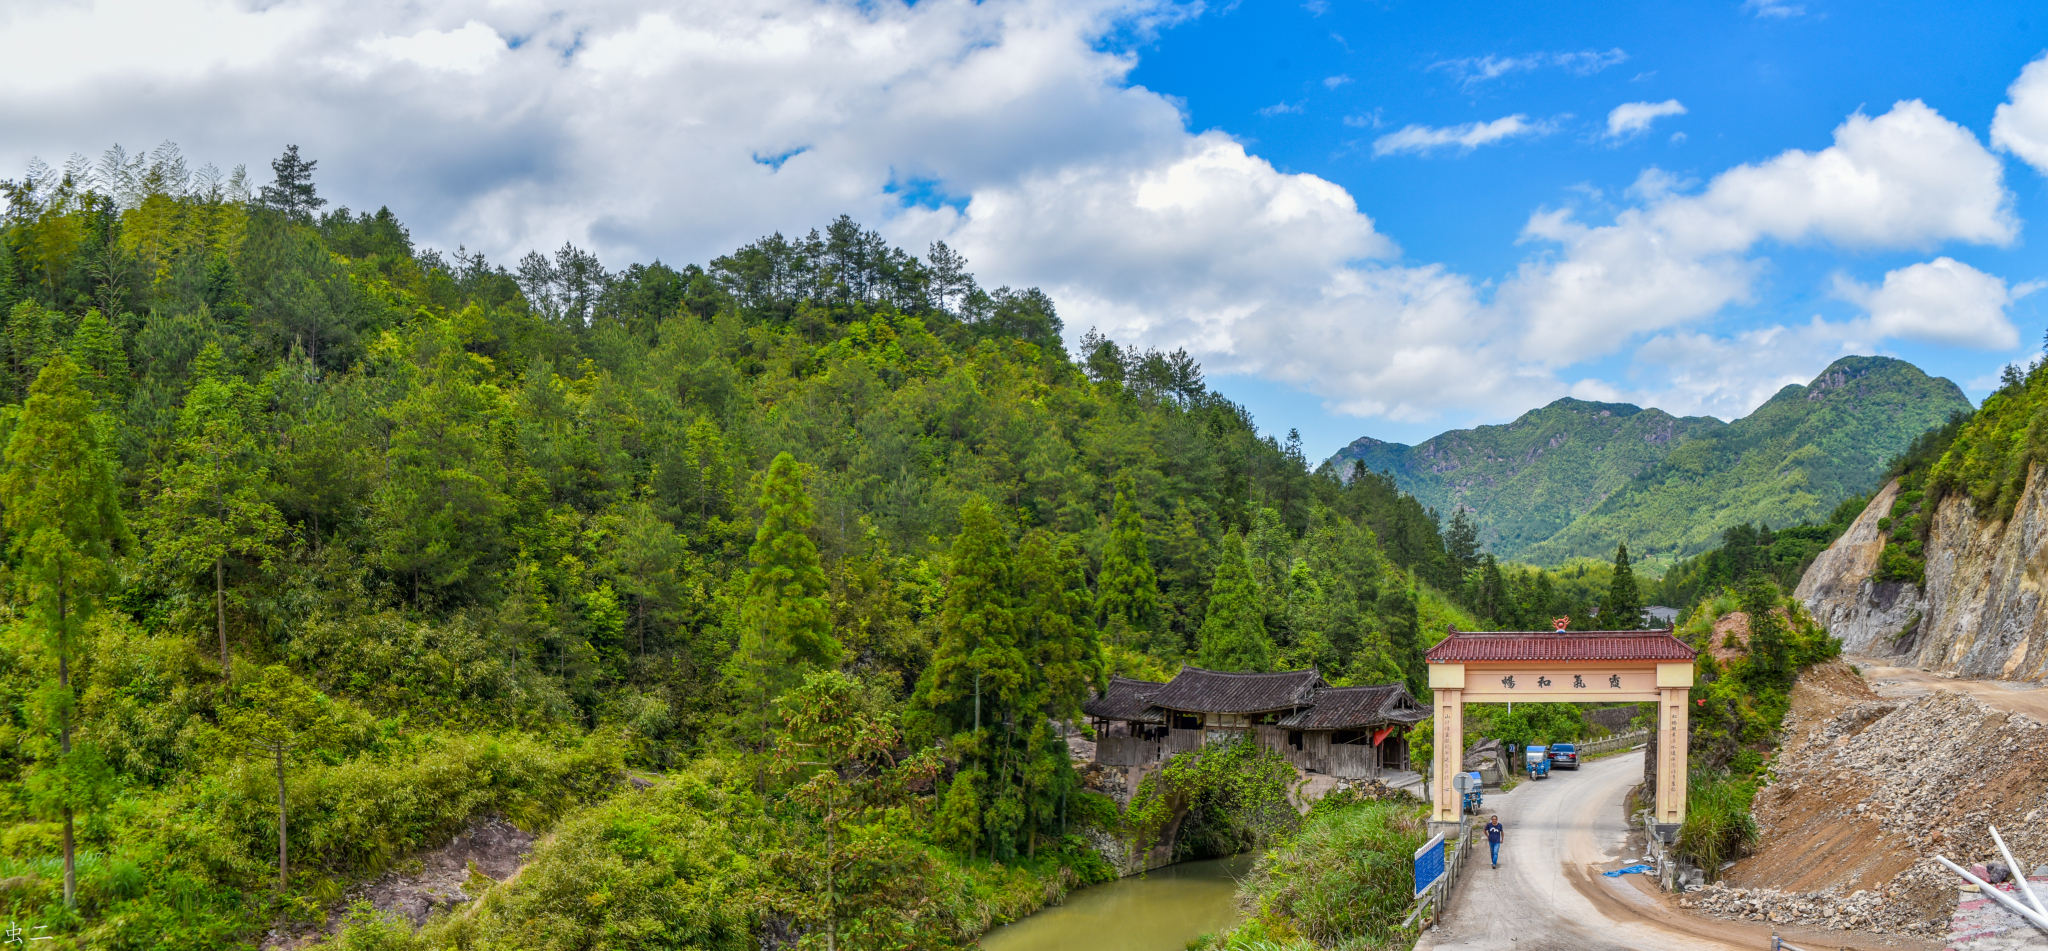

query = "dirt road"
[
  {"left": 1848, "top": 655, "right": 2048, "bottom": 721},
  {"left": 1415, "top": 750, "right": 1934, "bottom": 951}
]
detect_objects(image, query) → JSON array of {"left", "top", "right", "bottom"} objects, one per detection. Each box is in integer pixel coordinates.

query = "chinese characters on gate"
[{"left": 1498, "top": 674, "right": 1627, "bottom": 689}]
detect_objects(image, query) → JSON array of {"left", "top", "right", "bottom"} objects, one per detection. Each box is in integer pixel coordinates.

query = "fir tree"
[
  {"left": 1601, "top": 541, "right": 1645, "bottom": 629},
  {"left": 918, "top": 497, "right": 1020, "bottom": 731},
  {"left": 1017, "top": 529, "right": 1102, "bottom": 721},
  {"left": 2, "top": 355, "right": 128, "bottom": 909},
  {"left": 1444, "top": 506, "right": 1480, "bottom": 572},
  {"left": 1198, "top": 531, "right": 1273, "bottom": 672},
  {"left": 725, "top": 452, "right": 839, "bottom": 745},
  {"left": 67, "top": 308, "right": 128, "bottom": 401},
  {"left": 1095, "top": 472, "right": 1161, "bottom": 642}
]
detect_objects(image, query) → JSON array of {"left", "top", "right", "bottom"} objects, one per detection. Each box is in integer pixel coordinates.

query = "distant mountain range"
[{"left": 1326, "top": 356, "right": 1972, "bottom": 566}]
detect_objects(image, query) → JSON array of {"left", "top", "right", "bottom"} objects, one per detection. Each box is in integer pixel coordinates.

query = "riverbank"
[{"left": 979, "top": 854, "right": 1255, "bottom": 951}]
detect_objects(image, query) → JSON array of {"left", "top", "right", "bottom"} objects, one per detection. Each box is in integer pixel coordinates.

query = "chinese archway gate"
[{"left": 1423, "top": 623, "right": 1697, "bottom": 831}]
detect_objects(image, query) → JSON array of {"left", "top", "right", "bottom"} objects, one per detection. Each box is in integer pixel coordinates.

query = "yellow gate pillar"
[
  {"left": 1654, "top": 662, "right": 1694, "bottom": 826},
  {"left": 1429, "top": 663, "right": 1465, "bottom": 824}
]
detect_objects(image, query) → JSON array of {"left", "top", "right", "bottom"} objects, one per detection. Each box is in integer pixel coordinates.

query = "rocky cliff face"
[
  {"left": 1799, "top": 464, "right": 2048, "bottom": 678},
  {"left": 1794, "top": 479, "right": 1925, "bottom": 657}
]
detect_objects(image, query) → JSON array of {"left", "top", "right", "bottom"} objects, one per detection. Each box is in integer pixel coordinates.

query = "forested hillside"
[
  {"left": 0, "top": 144, "right": 1475, "bottom": 949},
  {"left": 1329, "top": 399, "right": 1722, "bottom": 558},
  {"left": 1332, "top": 357, "right": 1970, "bottom": 568}
]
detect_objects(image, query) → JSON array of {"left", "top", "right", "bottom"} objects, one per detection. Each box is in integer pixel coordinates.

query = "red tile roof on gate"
[{"left": 1423, "top": 626, "right": 1697, "bottom": 663}]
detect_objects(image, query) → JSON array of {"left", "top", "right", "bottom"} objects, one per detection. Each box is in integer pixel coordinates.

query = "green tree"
[
  {"left": 918, "top": 497, "right": 1019, "bottom": 732},
  {"left": 1, "top": 354, "right": 128, "bottom": 909},
  {"left": 725, "top": 452, "right": 839, "bottom": 746},
  {"left": 67, "top": 308, "right": 129, "bottom": 401},
  {"left": 772, "top": 670, "right": 939, "bottom": 951},
  {"left": 220, "top": 665, "right": 341, "bottom": 893},
  {"left": 1739, "top": 576, "right": 1792, "bottom": 689},
  {"left": 1198, "top": 531, "right": 1272, "bottom": 672},
  {"left": 258, "top": 145, "right": 326, "bottom": 220},
  {"left": 1016, "top": 529, "right": 1102, "bottom": 721},
  {"left": 1096, "top": 472, "right": 1162, "bottom": 643},
  {"left": 1601, "top": 541, "right": 1645, "bottom": 629},
  {"left": 142, "top": 348, "right": 287, "bottom": 678}
]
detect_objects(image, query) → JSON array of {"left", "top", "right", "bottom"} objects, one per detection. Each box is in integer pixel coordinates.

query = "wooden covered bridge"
[{"left": 1082, "top": 667, "right": 1429, "bottom": 779}]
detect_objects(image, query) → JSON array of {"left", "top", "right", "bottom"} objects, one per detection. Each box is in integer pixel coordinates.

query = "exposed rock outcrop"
[
  {"left": 1794, "top": 479, "right": 1926, "bottom": 657},
  {"left": 1799, "top": 464, "right": 2048, "bottom": 678}
]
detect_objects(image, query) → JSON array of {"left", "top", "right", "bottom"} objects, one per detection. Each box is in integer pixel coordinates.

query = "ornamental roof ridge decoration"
[{"left": 1423, "top": 625, "right": 1697, "bottom": 664}]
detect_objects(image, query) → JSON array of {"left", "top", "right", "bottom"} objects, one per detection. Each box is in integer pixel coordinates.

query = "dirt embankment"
[{"left": 1679, "top": 660, "right": 2048, "bottom": 939}]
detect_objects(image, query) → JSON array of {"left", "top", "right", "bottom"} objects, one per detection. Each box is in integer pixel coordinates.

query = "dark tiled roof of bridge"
[
  {"left": 1276, "top": 683, "right": 1430, "bottom": 730},
  {"left": 1081, "top": 676, "right": 1166, "bottom": 723},
  {"left": 1423, "top": 627, "right": 1697, "bottom": 664},
  {"left": 1143, "top": 666, "right": 1326, "bottom": 714}
]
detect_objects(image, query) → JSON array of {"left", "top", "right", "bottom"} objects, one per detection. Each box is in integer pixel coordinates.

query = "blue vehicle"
[
  {"left": 1549, "top": 743, "right": 1580, "bottom": 770},
  {"left": 1524, "top": 744, "right": 1551, "bottom": 779}
]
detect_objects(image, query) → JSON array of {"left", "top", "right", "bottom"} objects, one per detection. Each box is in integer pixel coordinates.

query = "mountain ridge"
[{"left": 1326, "top": 356, "right": 1973, "bottom": 566}]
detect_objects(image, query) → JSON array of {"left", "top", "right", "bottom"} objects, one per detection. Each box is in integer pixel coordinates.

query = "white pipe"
[
  {"left": 1990, "top": 825, "right": 2048, "bottom": 918},
  {"left": 1937, "top": 856, "right": 2048, "bottom": 933}
]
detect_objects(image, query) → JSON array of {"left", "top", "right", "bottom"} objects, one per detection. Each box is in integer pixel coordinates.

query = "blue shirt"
[{"left": 1486, "top": 822, "right": 1503, "bottom": 843}]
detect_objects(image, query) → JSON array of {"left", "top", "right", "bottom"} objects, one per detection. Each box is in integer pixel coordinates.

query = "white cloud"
[
  {"left": 359, "top": 20, "right": 506, "bottom": 75},
  {"left": 1605, "top": 99, "right": 1686, "bottom": 139},
  {"left": 1323, "top": 74, "right": 1352, "bottom": 89},
  {"left": 0, "top": 0, "right": 2027, "bottom": 432},
  {"left": 1742, "top": 0, "right": 1806, "bottom": 18},
  {"left": 1992, "top": 51, "right": 2048, "bottom": 176},
  {"left": 1835, "top": 257, "right": 2031, "bottom": 349},
  {"left": 1258, "top": 101, "right": 1303, "bottom": 116},
  {"left": 1430, "top": 49, "right": 1627, "bottom": 91},
  {"left": 1373, "top": 115, "right": 1552, "bottom": 157},
  {"left": 1502, "top": 100, "right": 2015, "bottom": 363}
]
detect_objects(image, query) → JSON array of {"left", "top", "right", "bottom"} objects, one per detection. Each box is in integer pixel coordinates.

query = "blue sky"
[
  {"left": 4, "top": 0, "right": 2047, "bottom": 462},
  {"left": 1129, "top": 1, "right": 2048, "bottom": 452}
]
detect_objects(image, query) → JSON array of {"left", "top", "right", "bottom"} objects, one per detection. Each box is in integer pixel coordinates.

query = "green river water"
[{"left": 978, "top": 854, "right": 1255, "bottom": 951}]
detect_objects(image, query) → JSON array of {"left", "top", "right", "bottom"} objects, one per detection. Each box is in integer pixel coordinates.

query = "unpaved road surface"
[
  {"left": 1416, "top": 750, "right": 1936, "bottom": 951},
  {"left": 1849, "top": 655, "right": 2048, "bottom": 722}
]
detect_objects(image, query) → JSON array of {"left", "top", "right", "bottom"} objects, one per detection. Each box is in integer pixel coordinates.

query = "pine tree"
[
  {"left": 725, "top": 452, "right": 839, "bottom": 746},
  {"left": 143, "top": 356, "right": 287, "bottom": 680},
  {"left": 1601, "top": 541, "right": 1645, "bottom": 629},
  {"left": 2, "top": 355, "right": 128, "bottom": 910},
  {"left": 259, "top": 144, "right": 325, "bottom": 219},
  {"left": 1095, "top": 472, "right": 1161, "bottom": 643},
  {"left": 1198, "top": 531, "right": 1273, "bottom": 672}
]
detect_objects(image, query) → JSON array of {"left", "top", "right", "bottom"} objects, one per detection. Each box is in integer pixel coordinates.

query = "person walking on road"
[{"left": 1486, "top": 815, "right": 1504, "bottom": 869}]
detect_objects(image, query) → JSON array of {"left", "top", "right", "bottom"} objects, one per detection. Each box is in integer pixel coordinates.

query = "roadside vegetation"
[
  {"left": 1674, "top": 578, "right": 1840, "bottom": 876},
  {"left": 1195, "top": 791, "right": 1428, "bottom": 951}
]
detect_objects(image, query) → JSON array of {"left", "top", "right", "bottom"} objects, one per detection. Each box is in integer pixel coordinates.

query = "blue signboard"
[{"left": 1413, "top": 833, "right": 1446, "bottom": 897}]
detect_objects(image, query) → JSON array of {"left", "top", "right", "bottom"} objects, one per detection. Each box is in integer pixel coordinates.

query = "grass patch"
[{"left": 1199, "top": 793, "right": 1428, "bottom": 951}]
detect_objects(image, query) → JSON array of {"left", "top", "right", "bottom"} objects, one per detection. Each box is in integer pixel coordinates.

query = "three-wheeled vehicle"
[{"left": 1524, "top": 744, "right": 1552, "bottom": 779}]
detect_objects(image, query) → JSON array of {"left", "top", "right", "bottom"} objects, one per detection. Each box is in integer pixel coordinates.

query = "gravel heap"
[
  {"left": 1679, "top": 883, "right": 1939, "bottom": 934},
  {"left": 1689, "top": 686, "right": 2048, "bottom": 934}
]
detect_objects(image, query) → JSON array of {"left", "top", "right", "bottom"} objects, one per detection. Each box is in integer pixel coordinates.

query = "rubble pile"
[
  {"left": 1698, "top": 673, "right": 2048, "bottom": 935},
  {"left": 1679, "top": 883, "right": 1938, "bottom": 934}
]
